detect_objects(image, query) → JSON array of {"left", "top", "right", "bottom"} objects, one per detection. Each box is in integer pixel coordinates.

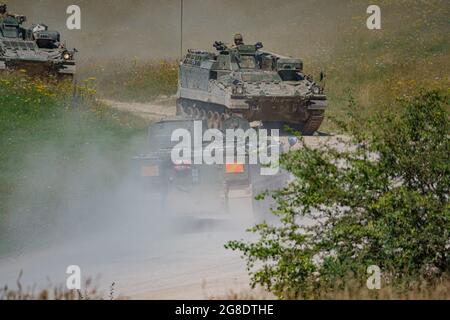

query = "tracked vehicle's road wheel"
[
  {"left": 177, "top": 99, "right": 231, "bottom": 129},
  {"left": 200, "top": 110, "right": 207, "bottom": 121},
  {"left": 177, "top": 99, "right": 256, "bottom": 131},
  {"left": 301, "top": 110, "right": 325, "bottom": 135},
  {"left": 206, "top": 111, "right": 215, "bottom": 128},
  {"left": 193, "top": 108, "right": 201, "bottom": 120},
  {"left": 186, "top": 107, "right": 194, "bottom": 117},
  {"left": 176, "top": 100, "right": 185, "bottom": 116},
  {"left": 212, "top": 112, "right": 222, "bottom": 129}
]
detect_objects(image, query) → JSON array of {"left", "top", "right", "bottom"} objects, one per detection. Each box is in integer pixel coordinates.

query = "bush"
[{"left": 226, "top": 90, "right": 449, "bottom": 299}]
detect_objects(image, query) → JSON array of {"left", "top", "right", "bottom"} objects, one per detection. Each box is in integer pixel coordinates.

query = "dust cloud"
[
  {"left": 0, "top": 105, "right": 260, "bottom": 297},
  {"left": 10, "top": 0, "right": 353, "bottom": 61}
]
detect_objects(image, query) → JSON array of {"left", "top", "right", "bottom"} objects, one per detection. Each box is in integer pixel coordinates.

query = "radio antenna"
[{"left": 180, "top": 0, "right": 184, "bottom": 59}]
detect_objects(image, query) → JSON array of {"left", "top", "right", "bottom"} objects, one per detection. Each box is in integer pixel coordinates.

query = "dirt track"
[
  {"left": 0, "top": 217, "right": 259, "bottom": 299},
  {"left": 0, "top": 185, "right": 272, "bottom": 299},
  {"left": 100, "top": 98, "right": 177, "bottom": 121}
]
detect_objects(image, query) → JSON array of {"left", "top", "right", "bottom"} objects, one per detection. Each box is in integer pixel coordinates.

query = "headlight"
[
  {"left": 312, "top": 85, "right": 321, "bottom": 95},
  {"left": 63, "top": 52, "right": 71, "bottom": 60}
]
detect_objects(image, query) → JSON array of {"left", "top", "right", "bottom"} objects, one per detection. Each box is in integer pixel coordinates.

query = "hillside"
[{"left": 72, "top": 1, "right": 450, "bottom": 133}]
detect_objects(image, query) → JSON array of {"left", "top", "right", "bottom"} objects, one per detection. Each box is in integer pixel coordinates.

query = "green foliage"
[{"left": 226, "top": 90, "right": 450, "bottom": 299}]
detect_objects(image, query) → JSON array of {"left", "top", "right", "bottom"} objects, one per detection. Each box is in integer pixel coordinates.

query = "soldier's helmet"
[{"left": 234, "top": 33, "right": 244, "bottom": 46}]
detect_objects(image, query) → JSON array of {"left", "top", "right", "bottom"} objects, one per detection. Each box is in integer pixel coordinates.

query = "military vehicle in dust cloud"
[
  {"left": 0, "top": 15, "right": 76, "bottom": 79},
  {"left": 134, "top": 118, "right": 288, "bottom": 222},
  {"left": 177, "top": 40, "right": 327, "bottom": 135}
]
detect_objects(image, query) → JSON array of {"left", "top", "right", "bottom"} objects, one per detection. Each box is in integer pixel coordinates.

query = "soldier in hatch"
[{"left": 231, "top": 33, "right": 244, "bottom": 48}]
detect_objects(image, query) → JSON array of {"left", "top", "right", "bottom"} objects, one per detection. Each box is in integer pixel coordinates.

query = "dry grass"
[
  {"left": 0, "top": 271, "right": 107, "bottom": 300},
  {"left": 79, "top": 59, "right": 178, "bottom": 102},
  {"left": 216, "top": 278, "right": 450, "bottom": 300}
]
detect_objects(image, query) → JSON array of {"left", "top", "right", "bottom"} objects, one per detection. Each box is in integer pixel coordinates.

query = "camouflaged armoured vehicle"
[
  {"left": 0, "top": 15, "right": 76, "bottom": 78},
  {"left": 177, "top": 41, "right": 327, "bottom": 134}
]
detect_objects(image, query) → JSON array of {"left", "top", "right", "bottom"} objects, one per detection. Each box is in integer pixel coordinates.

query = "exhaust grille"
[{"left": 1, "top": 40, "right": 36, "bottom": 51}]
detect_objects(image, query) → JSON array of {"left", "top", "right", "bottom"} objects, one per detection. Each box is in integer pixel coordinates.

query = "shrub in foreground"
[{"left": 226, "top": 90, "right": 449, "bottom": 299}]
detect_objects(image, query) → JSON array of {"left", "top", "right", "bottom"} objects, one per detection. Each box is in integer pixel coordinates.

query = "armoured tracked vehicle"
[
  {"left": 177, "top": 41, "right": 327, "bottom": 134},
  {"left": 0, "top": 15, "right": 76, "bottom": 78}
]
